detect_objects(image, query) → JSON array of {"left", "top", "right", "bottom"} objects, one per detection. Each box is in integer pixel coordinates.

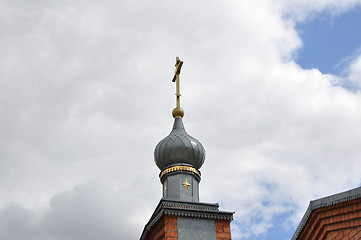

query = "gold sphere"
[{"left": 172, "top": 107, "right": 184, "bottom": 118}]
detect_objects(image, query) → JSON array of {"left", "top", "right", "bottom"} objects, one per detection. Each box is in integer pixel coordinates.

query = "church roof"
[
  {"left": 140, "top": 199, "right": 234, "bottom": 240},
  {"left": 154, "top": 57, "right": 205, "bottom": 173},
  {"left": 292, "top": 186, "right": 361, "bottom": 239},
  {"left": 154, "top": 117, "right": 205, "bottom": 171}
]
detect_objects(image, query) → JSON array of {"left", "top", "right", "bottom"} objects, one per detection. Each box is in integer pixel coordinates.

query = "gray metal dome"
[{"left": 154, "top": 118, "right": 205, "bottom": 171}]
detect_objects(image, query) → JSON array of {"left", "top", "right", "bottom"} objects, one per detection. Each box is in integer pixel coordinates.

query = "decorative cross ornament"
[
  {"left": 171, "top": 57, "right": 184, "bottom": 118},
  {"left": 182, "top": 178, "right": 191, "bottom": 192}
]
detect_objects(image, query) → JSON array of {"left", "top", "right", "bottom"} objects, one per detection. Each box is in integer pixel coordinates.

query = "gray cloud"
[{"left": 0, "top": 182, "right": 142, "bottom": 240}]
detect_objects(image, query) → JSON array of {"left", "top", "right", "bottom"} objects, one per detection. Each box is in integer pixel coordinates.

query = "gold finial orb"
[{"left": 172, "top": 107, "right": 184, "bottom": 118}]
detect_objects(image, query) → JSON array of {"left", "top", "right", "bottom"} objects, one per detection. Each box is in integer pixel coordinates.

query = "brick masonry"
[
  {"left": 215, "top": 220, "right": 232, "bottom": 240},
  {"left": 297, "top": 198, "right": 361, "bottom": 240},
  {"left": 147, "top": 215, "right": 178, "bottom": 240},
  {"left": 146, "top": 216, "right": 232, "bottom": 240}
]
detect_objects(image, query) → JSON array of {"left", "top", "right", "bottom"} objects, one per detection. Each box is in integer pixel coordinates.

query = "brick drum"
[
  {"left": 215, "top": 220, "right": 232, "bottom": 240},
  {"left": 297, "top": 198, "right": 361, "bottom": 240},
  {"left": 147, "top": 215, "right": 178, "bottom": 240}
]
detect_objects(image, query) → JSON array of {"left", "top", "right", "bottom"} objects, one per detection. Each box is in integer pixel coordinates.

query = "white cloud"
[
  {"left": 346, "top": 53, "right": 361, "bottom": 86},
  {"left": 279, "top": 0, "right": 361, "bottom": 21}
]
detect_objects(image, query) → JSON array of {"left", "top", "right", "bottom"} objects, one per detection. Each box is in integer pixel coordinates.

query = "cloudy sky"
[{"left": 1, "top": 0, "right": 361, "bottom": 239}]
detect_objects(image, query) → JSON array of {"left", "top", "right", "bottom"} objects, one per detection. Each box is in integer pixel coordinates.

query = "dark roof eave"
[
  {"left": 140, "top": 199, "right": 234, "bottom": 240},
  {"left": 291, "top": 186, "right": 361, "bottom": 240}
]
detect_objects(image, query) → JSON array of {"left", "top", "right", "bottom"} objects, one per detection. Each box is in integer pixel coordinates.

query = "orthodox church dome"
[{"left": 154, "top": 117, "right": 205, "bottom": 171}]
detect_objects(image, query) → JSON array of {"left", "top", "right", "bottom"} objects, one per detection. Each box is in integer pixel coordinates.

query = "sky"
[
  {"left": 1, "top": 0, "right": 361, "bottom": 240},
  {"left": 296, "top": 6, "right": 361, "bottom": 76}
]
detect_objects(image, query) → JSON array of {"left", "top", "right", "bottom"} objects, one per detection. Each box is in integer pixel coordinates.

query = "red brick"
[
  {"left": 166, "top": 223, "right": 177, "bottom": 232},
  {"left": 216, "top": 225, "right": 224, "bottom": 232},
  {"left": 217, "top": 232, "right": 231, "bottom": 238},
  {"left": 215, "top": 220, "right": 229, "bottom": 226},
  {"left": 147, "top": 215, "right": 178, "bottom": 240},
  {"left": 215, "top": 219, "right": 232, "bottom": 239},
  {"left": 165, "top": 216, "right": 177, "bottom": 224},
  {"left": 297, "top": 199, "right": 361, "bottom": 240},
  {"left": 165, "top": 231, "right": 177, "bottom": 238},
  {"left": 154, "top": 227, "right": 165, "bottom": 239},
  {"left": 223, "top": 225, "right": 231, "bottom": 233},
  {"left": 155, "top": 232, "right": 165, "bottom": 240}
]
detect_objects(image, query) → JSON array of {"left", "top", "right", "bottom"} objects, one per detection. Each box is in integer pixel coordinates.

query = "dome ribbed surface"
[{"left": 154, "top": 118, "right": 205, "bottom": 171}]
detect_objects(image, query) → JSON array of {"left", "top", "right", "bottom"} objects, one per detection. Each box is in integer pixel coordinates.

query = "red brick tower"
[{"left": 140, "top": 57, "right": 234, "bottom": 240}]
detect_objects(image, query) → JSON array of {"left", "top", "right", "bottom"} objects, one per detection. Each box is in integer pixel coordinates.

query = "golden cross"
[
  {"left": 172, "top": 56, "right": 183, "bottom": 110},
  {"left": 182, "top": 178, "right": 191, "bottom": 192}
]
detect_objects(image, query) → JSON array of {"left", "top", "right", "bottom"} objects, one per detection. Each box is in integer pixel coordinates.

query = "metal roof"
[
  {"left": 292, "top": 186, "right": 361, "bottom": 240},
  {"left": 139, "top": 199, "right": 234, "bottom": 240},
  {"left": 154, "top": 117, "right": 205, "bottom": 171}
]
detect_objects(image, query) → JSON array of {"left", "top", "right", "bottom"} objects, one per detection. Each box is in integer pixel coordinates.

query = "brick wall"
[
  {"left": 297, "top": 198, "right": 361, "bottom": 240},
  {"left": 146, "top": 216, "right": 232, "bottom": 240},
  {"left": 147, "top": 215, "right": 178, "bottom": 240},
  {"left": 215, "top": 220, "right": 232, "bottom": 240}
]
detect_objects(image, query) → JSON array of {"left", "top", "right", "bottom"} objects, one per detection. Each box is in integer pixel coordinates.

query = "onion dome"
[
  {"left": 154, "top": 117, "right": 205, "bottom": 171},
  {"left": 155, "top": 56, "right": 205, "bottom": 181}
]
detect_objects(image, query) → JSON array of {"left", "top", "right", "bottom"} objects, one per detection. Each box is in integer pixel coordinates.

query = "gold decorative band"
[{"left": 160, "top": 165, "right": 200, "bottom": 179}]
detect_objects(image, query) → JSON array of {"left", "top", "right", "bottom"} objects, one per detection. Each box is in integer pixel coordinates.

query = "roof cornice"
[
  {"left": 292, "top": 186, "right": 361, "bottom": 240},
  {"left": 140, "top": 199, "right": 234, "bottom": 240}
]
